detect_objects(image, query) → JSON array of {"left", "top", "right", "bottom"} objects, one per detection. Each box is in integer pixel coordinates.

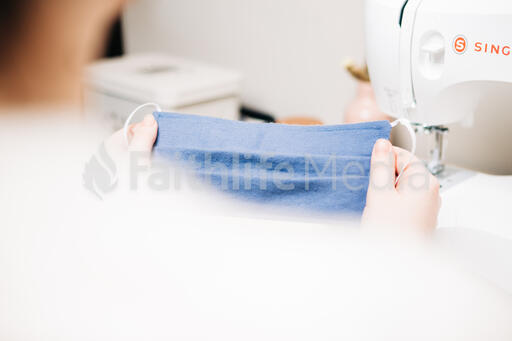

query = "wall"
[{"left": 123, "top": 0, "right": 366, "bottom": 125}]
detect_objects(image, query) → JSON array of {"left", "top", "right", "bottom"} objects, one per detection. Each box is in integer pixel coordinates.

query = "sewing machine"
[{"left": 365, "top": 0, "right": 512, "bottom": 237}]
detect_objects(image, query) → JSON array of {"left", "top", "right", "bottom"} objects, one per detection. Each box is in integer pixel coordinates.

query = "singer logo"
[
  {"left": 453, "top": 35, "right": 511, "bottom": 57},
  {"left": 453, "top": 35, "right": 467, "bottom": 54}
]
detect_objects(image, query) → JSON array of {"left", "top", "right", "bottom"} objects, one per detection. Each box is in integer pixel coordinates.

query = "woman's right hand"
[{"left": 362, "top": 139, "right": 441, "bottom": 234}]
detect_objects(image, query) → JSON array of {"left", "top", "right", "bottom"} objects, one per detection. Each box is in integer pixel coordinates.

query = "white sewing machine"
[{"left": 365, "top": 0, "right": 512, "bottom": 238}]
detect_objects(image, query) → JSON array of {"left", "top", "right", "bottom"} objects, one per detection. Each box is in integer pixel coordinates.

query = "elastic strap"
[
  {"left": 123, "top": 103, "right": 162, "bottom": 145},
  {"left": 390, "top": 118, "right": 417, "bottom": 185}
]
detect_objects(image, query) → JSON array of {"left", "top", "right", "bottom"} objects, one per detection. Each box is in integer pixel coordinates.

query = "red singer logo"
[
  {"left": 453, "top": 35, "right": 468, "bottom": 54},
  {"left": 453, "top": 34, "right": 511, "bottom": 57}
]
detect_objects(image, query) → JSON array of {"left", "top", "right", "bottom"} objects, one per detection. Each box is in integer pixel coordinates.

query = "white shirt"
[{"left": 1, "top": 111, "right": 511, "bottom": 340}]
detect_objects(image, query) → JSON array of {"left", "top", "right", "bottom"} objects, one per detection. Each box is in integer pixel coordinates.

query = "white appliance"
[
  {"left": 85, "top": 53, "right": 242, "bottom": 130},
  {"left": 365, "top": 0, "right": 512, "bottom": 237}
]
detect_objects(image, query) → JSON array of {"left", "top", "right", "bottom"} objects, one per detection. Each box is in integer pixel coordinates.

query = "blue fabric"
[{"left": 153, "top": 112, "right": 391, "bottom": 216}]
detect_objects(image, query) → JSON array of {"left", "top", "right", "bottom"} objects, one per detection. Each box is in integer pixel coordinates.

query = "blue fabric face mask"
[{"left": 150, "top": 112, "right": 392, "bottom": 216}]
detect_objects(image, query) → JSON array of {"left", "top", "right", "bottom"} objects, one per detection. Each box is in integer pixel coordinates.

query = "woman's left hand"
[{"left": 362, "top": 139, "right": 441, "bottom": 234}]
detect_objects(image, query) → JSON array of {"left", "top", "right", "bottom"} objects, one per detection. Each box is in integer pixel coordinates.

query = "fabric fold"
[{"left": 152, "top": 112, "right": 391, "bottom": 215}]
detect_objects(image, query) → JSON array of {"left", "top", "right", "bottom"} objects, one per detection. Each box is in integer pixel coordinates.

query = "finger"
[
  {"left": 366, "top": 139, "right": 396, "bottom": 201},
  {"left": 392, "top": 146, "right": 422, "bottom": 176},
  {"left": 128, "top": 114, "right": 158, "bottom": 153},
  {"left": 393, "top": 148, "right": 435, "bottom": 194}
]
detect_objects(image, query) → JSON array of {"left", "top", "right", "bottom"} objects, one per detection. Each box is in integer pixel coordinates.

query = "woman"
[
  {"left": 3, "top": 1, "right": 508, "bottom": 340},
  {"left": 0, "top": 0, "right": 440, "bottom": 229}
]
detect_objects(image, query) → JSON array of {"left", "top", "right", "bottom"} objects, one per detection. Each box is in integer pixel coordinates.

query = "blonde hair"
[{"left": 343, "top": 59, "right": 370, "bottom": 83}]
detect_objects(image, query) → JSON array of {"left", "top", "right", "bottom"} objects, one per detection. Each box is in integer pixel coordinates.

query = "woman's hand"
[
  {"left": 362, "top": 139, "right": 441, "bottom": 234},
  {"left": 105, "top": 114, "right": 158, "bottom": 159},
  {"left": 83, "top": 115, "right": 158, "bottom": 199}
]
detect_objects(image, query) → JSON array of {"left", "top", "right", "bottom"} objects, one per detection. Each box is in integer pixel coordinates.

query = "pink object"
[{"left": 344, "top": 82, "right": 391, "bottom": 124}]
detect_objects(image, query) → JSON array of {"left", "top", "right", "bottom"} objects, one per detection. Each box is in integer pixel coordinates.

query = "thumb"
[
  {"left": 128, "top": 114, "right": 158, "bottom": 153},
  {"left": 366, "top": 139, "right": 396, "bottom": 201}
]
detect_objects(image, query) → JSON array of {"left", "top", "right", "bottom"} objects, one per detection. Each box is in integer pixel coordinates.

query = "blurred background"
[
  {"left": 92, "top": 0, "right": 512, "bottom": 175},
  {"left": 122, "top": 0, "right": 365, "bottom": 125}
]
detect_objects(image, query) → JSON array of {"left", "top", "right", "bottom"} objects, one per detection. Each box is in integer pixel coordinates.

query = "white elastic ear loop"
[
  {"left": 390, "top": 118, "right": 417, "bottom": 185},
  {"left": 123, "top": 103, "right": 162, "bottom": 145}
]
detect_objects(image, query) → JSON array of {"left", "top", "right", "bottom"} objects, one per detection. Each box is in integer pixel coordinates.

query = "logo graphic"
[
  {"left": 453, "top": 35, "right": 468, "bottom": 54},
  {"left": 83, "top": 143, "right": 118, "bottom": 199}
]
